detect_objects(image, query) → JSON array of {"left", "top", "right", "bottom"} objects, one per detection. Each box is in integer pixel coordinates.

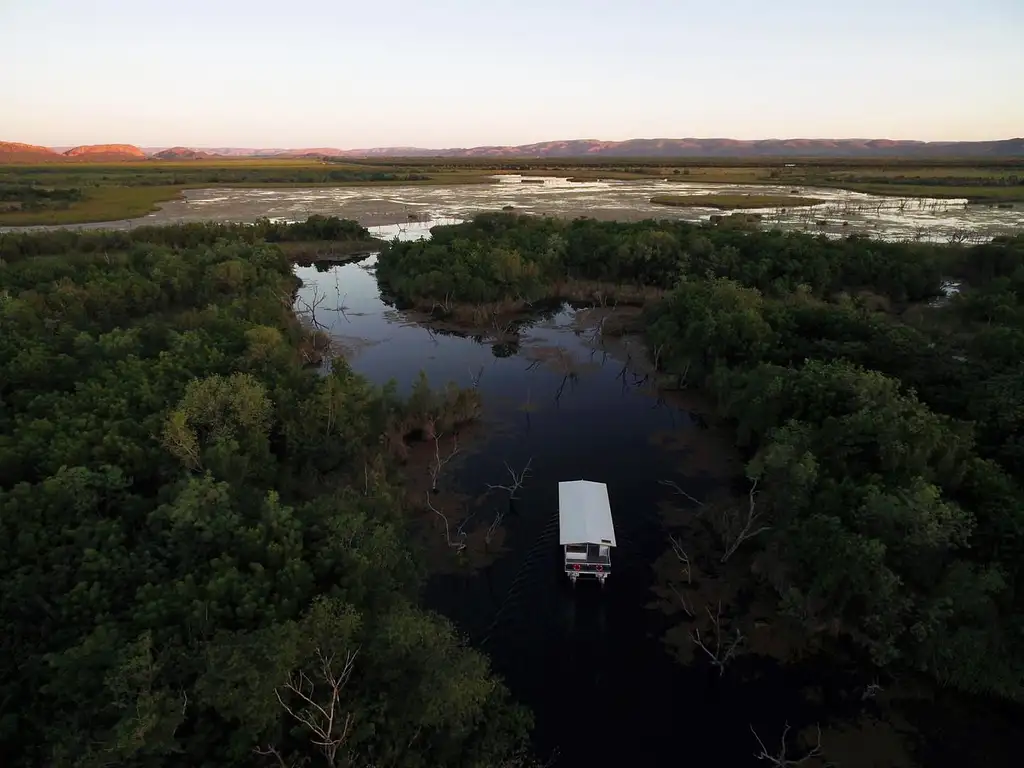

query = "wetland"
[
  {"left": 3, "top": 173, "right": 1024, "bottom": 245},
  {"left": 2, "top": 212, "right": 1022, "bottom": 767}
]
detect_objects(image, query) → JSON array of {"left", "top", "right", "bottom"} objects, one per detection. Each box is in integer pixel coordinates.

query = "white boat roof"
[{"left": 558, "top": 480, "right": 616, "bottom": 547}]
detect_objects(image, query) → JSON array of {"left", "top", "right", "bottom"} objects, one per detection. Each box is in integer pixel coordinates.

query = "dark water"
[{"left": 294, "top": 224, "right": 1018, "bottom": 768}]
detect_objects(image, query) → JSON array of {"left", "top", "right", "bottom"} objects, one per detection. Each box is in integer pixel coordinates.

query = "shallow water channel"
[{"left": 293, "top": 222, "right": 1016, "bottom": 768}]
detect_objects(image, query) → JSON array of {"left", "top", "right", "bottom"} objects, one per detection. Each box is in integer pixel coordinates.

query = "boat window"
[{"left": 565, "top": 544, "right": 588, "bottom": 554}]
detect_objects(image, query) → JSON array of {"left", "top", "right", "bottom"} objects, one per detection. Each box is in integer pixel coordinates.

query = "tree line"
[
  {"left": 376, "top": 213, "right": 1024, "bottom": 702},
  {"left": 0, "top": 221, "right": 538, "bottom": 767},
  {"left": 0, "top": 215, "right": 375, "bottom": 262},
  {"left": 0, "top": 166, "right": 431, "bottom": 189}
]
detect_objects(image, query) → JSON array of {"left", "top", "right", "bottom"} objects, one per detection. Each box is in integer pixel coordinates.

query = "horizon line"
[{"left": 11, "top": 135, "right": 1024, "bottom": 151}]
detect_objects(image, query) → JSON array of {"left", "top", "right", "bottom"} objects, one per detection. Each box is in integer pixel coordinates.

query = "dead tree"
[
  {"left": 691, "top": 600, "right": 743, "bottom": 675},
  {"left": 718, "top": 478, "right": 770, "bottom": 563},
  {"left": 486, "top": 458, "right": 533, "bottom": 500},
  {"left": 750, "top": 722, "right": 823, "bottom": 766},
  {"left": 456, "top": 507, "right": 480, "bottom": 539},
  {"left": 295, "top": 283, "right": 329, "bottom": 329},
  {"left": 426, "top": 493, "right": 467, "bottom": 552},
  {"left": 485, "top": 458, "right": 533, "bottom": 544},
  {"left": 429, "top": 433, "right": 459, "bottom": 492},
  {"left": 272, "top": 647, "right": 358, "bottom": 766}
]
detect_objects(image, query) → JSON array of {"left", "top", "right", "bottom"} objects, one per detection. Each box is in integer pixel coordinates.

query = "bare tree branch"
[
  {"left": 669, "top": 535, "right": 691, "bottom": 584},
  {"left": 690, "top": 600, "right": 743, "bottom": 675},
  {"left": 659, "top": 479, "right": 704, "bottom": 509},
  {"left": 719, "top": 479, "right": 771, "bottom": 563},
  {"left": 253, "top": 744, "right": 293, "bottom": 768},
  {"left": 485, "top": 458, "right": 532, "bottom": 544},
  {"left": 486, "top": 458, "right": 533, "bottom": 499},
  {"left": 750, "top": 721, "right": 824, "bottom": 766},
  {"left": 669, "top": 583, "right": 694, "bottom": 618},
  {"left": 274, "top": 648, "right": 359, "bottom": 765},
  {"left": 429, "top": 433, "right": 459, "bottom": 492},
  {"left": 295, "top": 283, "right": 329, "bottom": 330},
  {"left": 426, "top": 493, "right": 467, "bottom": 552},
  {"left": 485, "top": 511, "right": 503, "bottom": 546}
]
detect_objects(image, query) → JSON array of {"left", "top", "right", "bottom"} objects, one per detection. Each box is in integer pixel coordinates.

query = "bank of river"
[{"left": 4, "top": 176, "right": 1023, "bottom": 242}]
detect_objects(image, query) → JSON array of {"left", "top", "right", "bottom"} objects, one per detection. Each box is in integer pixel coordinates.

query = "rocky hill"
[
  {"left": 0, "top": 141, "right": 63, "bottom": 162},
  {"left": 152, "top": 146, "right": 218, "bottom": 160},
  {"left": 63, "top": 144, "right": 146, "bottom": 160},
  {"left": 5, "top": 137, "right": 1023, "bottom": 163},
  {"left": 350, "top": 137, "right": 1024, "bottom": 159}
]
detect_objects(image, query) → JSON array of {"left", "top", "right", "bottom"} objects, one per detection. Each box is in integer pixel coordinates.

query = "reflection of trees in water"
[{"left": 492, "top": 341, "right": 519, "bottom": 357}]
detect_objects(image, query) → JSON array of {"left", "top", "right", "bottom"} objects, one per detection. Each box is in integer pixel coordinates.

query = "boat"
[{"left": 558, "top": 480, "right": 616, "bottom": 585}]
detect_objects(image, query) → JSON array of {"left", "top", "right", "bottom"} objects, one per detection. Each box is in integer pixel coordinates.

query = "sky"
[{"left": 1, "top": 0, "right": 1022, "bottom": 148}]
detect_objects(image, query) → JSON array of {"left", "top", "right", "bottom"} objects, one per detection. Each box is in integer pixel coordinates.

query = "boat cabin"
[{"left": 558, "top": 480, "right": 616, "bottom": 584}]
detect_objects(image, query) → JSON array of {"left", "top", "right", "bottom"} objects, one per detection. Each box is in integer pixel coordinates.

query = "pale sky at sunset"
[{"left": 1, "top": 0, "right": 1021, "bottom": 149}]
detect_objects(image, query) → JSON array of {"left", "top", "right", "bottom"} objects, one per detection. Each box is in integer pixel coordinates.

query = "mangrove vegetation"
[
  {"left": 377, "top": 213, "right": 1024, "bottom": 702},
  {"left": 4, "top": 210, "right": 1023, "bottom": 766},
  {"left": 0, "top": 220, "right": 539, "bottom": 767}
]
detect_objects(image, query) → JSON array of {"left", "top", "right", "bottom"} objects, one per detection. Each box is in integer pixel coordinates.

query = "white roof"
[{"left": 558, "top": 480, "right": 616, "bottom": 546}]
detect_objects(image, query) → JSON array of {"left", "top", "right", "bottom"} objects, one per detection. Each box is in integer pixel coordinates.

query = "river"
[{"left": 292, "top": 222, "right": 1020, "bottom": 768}]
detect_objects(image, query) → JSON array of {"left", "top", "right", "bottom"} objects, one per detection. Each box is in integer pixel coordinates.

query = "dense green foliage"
[
  {"left": 0, "top": 222, "right": 532, "bottom": 767},
  {"left": 0, "top": 183, "right": 84, "bottom": 212},
  {"left": 378, "top": 212, "right": 1024, "bottom": 700},
  {"left": 0, "top": 215, "right": 375, "bottom": 262},
  {"left": 0, "top": 165, "right": 430, "bottom": 188},
  {"left": 377, "top": 213, "right": 948, "bottom": 303}
]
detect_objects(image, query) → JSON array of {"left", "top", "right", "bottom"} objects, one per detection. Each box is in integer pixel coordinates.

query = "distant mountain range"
[{"left": 3, "top": 137, "right": 1023, "bottom": 162}]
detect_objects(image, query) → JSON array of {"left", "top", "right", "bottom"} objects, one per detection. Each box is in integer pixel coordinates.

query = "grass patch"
[
  {"left": 0, "top": 167, "right": 497, "bottom": 226},
  {"left": 650, "top": 193, "right": 825, "bottom": 210},
  {"left": 0, "top": 185, "right": 184, "bottom": 225}
]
